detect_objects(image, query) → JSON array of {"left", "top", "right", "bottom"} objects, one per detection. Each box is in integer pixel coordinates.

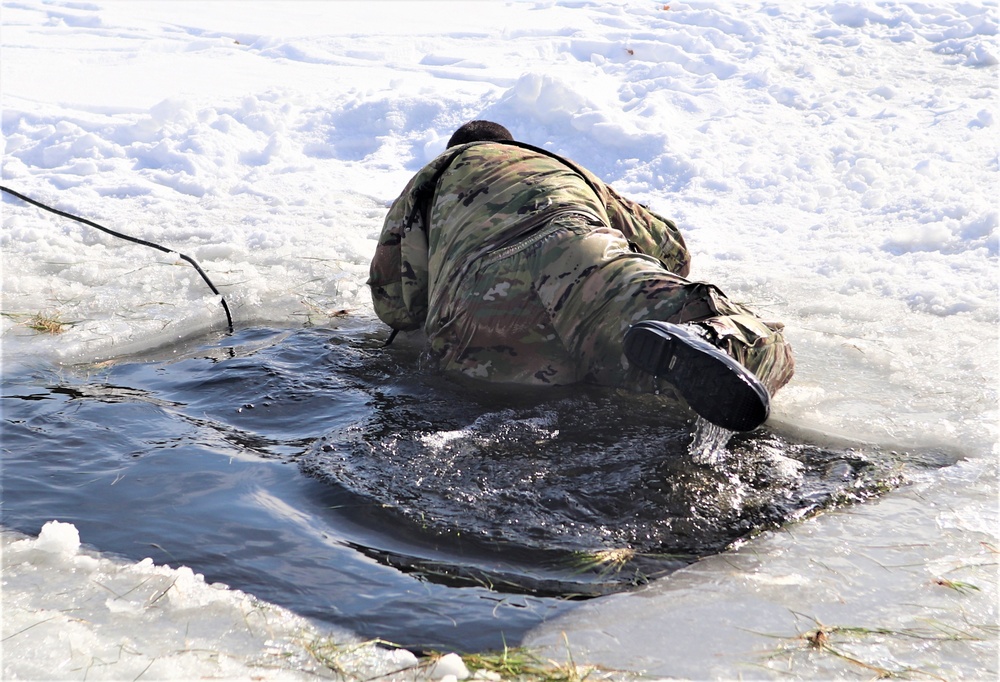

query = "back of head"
[{"left": 446, "top": 120, "right": 514, "bottom": 148}]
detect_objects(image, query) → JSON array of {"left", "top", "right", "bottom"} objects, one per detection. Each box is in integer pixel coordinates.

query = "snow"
[
  {"left": 1, "top": 521, "right": 424, "bottom": 680},
  {"left": 429, "top": 653, "right": 471, "bottom": 680},
  {"left": 2, "top": 0, "right": 997, "bottom": 679}
]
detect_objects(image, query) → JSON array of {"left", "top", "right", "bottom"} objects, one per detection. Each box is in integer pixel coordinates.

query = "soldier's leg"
[
  {"left": 531, "top": 217, "right": 794, "bottom": 397},
  {"left": 662, "top": 282, "right": 795, "bottom": 396}
]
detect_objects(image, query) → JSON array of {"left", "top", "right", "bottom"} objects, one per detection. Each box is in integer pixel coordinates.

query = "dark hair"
[{"left": 446, "top": 120, "right": 514, "bottom": 148}]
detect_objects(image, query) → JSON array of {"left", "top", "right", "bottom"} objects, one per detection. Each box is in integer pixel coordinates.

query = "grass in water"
[
  {"left": 571, "top": 548, "right": 637, "bottom": 576},
  {"left": 299, "top": 297, "right": 351, "bottom": 326},
  {"left": 568, "top": 547, "right": 691, "bottom": 587}
]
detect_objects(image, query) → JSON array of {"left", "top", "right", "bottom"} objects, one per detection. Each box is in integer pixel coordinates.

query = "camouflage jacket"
[{"left": 368, "top": 141, "right": 691, "bottom": 332}]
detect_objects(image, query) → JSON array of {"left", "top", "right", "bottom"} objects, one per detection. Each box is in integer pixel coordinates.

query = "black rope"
[{"left": 1, "top": 185, "right": 234, "bottom": 333}]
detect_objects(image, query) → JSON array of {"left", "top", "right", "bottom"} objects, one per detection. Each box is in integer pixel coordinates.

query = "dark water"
[{"left": 0, "top": 324, "right": 948, "bottom": 652}]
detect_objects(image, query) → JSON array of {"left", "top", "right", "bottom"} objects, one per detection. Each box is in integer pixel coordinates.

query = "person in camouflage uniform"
[{"left": 369, "top": 121, "right": 794, "bottom": 430}]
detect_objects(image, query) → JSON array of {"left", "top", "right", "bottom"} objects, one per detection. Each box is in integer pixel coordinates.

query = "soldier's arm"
[
  {"left": 368, "top": 156, "right": 452, "bottom": 331},
  {"left": 368, "top": 196, "right": 424, "bottom": 331}
]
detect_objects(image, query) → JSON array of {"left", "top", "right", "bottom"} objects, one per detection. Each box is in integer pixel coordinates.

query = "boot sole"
[{"left": 623, "top": 321, "right": 770, "bottom": 432}]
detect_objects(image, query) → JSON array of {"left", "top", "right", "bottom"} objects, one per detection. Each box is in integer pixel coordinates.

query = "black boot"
[{"left": 623, "top": 320, "right": 770, "bottom": 431}]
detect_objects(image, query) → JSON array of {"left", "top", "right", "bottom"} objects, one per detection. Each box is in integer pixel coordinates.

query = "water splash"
[{"left": 688, "top": 417, "right": 734, "bottom": 464}]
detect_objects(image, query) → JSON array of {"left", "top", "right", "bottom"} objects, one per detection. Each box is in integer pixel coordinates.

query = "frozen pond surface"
[{"left": 2, "top": 0, "right": 998, "bottom": 678}]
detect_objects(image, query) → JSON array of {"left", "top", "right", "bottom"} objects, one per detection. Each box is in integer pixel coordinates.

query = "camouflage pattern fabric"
[{"left": 369, "top": 142, "right": 794, "bottom": 397}]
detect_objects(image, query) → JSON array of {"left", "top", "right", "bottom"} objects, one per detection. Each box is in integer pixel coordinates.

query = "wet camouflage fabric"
[{"left": 369, "top": 142, "right": 794, "bottom": 396}]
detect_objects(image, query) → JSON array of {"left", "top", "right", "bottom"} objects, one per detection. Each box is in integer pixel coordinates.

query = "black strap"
[{"left": 0, "top": 185, "right": 234, "bottom": 333}]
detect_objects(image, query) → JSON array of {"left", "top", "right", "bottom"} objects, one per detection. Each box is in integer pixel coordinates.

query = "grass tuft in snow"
[
  {"left": 752, "top": 611, "right": 995, "bottom": 681},
  {"left": 459, "top": 638, "right": 625, "bottom": 682},
  {"left": 298, "top": 634, "right": 628, "bottom": 681},
  {"left": 2, "top": 310, "right": 75, "bottom": 334}
]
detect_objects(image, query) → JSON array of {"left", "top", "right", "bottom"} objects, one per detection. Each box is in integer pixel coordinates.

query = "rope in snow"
[{"left": 0, "top": 185, "right": 234, "bottom": 334}]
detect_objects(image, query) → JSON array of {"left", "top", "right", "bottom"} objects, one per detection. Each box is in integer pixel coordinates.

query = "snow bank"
[{"left": 1, "top": 521, "right": 427, "bottom": 680}]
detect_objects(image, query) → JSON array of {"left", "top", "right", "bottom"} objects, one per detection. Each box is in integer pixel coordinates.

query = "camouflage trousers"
[{"left": 426, "top": 212, "right": 794, "bottom": 395}]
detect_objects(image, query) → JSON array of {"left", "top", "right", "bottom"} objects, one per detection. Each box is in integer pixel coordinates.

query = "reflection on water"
[{"left": 0, "top": 325, "right": 955, "bottom": 649}]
